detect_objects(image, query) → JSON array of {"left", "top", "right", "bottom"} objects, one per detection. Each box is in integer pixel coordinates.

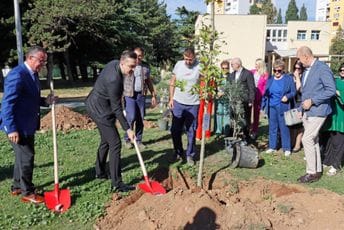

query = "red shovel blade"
[
  {"left": 138, "top": 177, "right": 166, "bottom": 195},
  {"left": 44, "top": 185, "right": 71, "bottom": 213}
]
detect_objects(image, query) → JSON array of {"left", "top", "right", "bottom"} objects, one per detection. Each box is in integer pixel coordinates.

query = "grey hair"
[{"left": 26, "top": 46, "right": 46, "bottom": 58}]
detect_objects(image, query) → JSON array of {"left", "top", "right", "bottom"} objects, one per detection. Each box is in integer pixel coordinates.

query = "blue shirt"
[{"left": 269, "top": 76, "right": 284, "bottom": 106}]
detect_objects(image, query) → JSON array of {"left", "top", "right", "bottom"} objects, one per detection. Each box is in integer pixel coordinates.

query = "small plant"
[
  {"left": 228, "top": 180, "right": 239, "bottom": 194},
  {"left": 276, "top": 203, "right": 294, "bottom": 214},
  {"left": 222, "top": 81, "right": 246, "bottom": 139}
]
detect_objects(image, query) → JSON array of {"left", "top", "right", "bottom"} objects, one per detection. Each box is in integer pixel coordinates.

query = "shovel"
[
  {"left": 133, "top": 140, "right": 166, "bottom": 195},
  {"left": 44, "top": 80, "right": 71, "bottom": 213}
]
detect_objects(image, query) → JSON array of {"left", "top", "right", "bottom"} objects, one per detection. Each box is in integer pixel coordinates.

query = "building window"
[
  {"left": 311, "top": 30, "right": 320, "bottom": 40},
  {"left": 333, "top": 22, "right": 339, "bottom": 26},
  {"left": 277, "top": 30, "right": 282, "bottom": 41},
  {"left": 272, "top": 29, "right": 276, "bottom": 41},
  {"left": 283, "top": 30, "right": 288, "bottom": 41},
  {"left": 297, "top": 30, "right": 307, "bottom": 40}
]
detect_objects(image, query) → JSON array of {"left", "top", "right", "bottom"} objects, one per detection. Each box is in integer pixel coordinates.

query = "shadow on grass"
[
  {"left": 0, "top": 165, "right": 13, "bottom": 182},
  {"left": 143, "top": 133, "right": 171, "bottom": 145}
]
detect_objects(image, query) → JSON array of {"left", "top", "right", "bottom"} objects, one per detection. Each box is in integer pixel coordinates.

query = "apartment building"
[
  {"left": 316, "top": 0, "right": 329, "bottom": 21},
  {"left": 207, "top": 0, "right": 255, "bottom": 15},
  {"left": 327, "top": 0, "right": 344, "bottom": 38}
]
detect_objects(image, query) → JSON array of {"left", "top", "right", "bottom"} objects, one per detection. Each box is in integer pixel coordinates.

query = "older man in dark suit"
[
  {"left": 86, "top": 50, "right": 136, "bottom": 192},
  {"left": 228, "top": 57, "right": 256, "bottom": 142},
  {"left": 296, "top": 46, "right": 336, "bottom": 183},
  {"left": 0, "top": 46, "right": 55, "bottom": 204}
]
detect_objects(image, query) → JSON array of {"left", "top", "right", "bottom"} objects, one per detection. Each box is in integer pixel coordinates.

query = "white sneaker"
[
  {"left": 284, "top": 151, "right": 291, "bottom": 156},
  {"left": 266, "top": 148, "right": 276, "bottom": 154},
  {"left": 327, "top": 166, "right": 337, "bottom": 176}
]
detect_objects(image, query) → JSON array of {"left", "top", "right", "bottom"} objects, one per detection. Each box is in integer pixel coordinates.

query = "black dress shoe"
[
  {"left": 113, "top": 183, "right": 135, "bottom": 193},
  {"left": 297, "top": 172, "right": 321, "bottom": 183}
]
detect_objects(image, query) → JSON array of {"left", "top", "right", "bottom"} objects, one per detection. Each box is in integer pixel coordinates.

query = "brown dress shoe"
[
  {"left": 297, "top": 172, "right": 321, "bottom": 183},
  {"left": 21, "top": 194, "right": 44, "bottom": 204},
  {"left": 11, "top": 188, "right": 22, "bottom": 196}
]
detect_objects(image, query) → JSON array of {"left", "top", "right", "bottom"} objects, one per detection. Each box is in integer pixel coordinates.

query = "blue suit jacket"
[
  {"left": 301, "top": 60, "right": 336, "bottom": 117},
  {"left": 0, "top": 63, "right": 46, "bottom": 135},
  {"left": 261, "top": 74, "right": 296, "bottom": 115}
]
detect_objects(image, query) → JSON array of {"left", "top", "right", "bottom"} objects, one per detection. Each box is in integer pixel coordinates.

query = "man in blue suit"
[
  {"left": 296, "top": 46, "right": 336, "bottom": 183},
  {"left": 0, "top": 46, "right": 55, "bottom": 204}
]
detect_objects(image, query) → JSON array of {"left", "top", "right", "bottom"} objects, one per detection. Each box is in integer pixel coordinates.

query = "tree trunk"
[
  {"left": 79, "top": 63, "right": 88, "bottom": 82},
  {"left": 58, "top": 55, "right": 66, "bottom": 80},
  {"left": 63, "top": 50, "right": 74, "bottom": 84},
  {"left": 92, "top": 66, "right": 98, "bottom": 81},
  {"left": 46, "top": 53, "right": 54, "bottom": 88}
]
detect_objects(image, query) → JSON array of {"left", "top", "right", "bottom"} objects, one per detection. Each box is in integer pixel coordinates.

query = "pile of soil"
[
  {"left": 40, "top": 105, "right": 158, "bottom": 132},
  {"left": 96, "top": 169, "right": 344, "bottom": 229},
  {"left": 40, "top": 105, "right": 96, "bottom": 132}
]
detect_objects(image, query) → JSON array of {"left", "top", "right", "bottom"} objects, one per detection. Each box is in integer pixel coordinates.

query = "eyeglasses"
[
  {"left": 221, "top": 67, "right": 229, "bottom": 70},
  {"left": 273, "top": 69, "right": 283, "bottom": 73},
  {"left": 340, "top": 69, "right": 344, "bottom": 72},
  {"left": 31, "top": 56, "right": 47, "bottom": 65}
]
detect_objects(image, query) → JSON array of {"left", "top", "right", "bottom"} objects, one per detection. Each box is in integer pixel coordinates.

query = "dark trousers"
[
  {"left": 95, "top": 121, "right": 123, "bottom": 187},
  {"left": 11, "top": 135, "right": 35, "bottom": 195},
  {"left": 124, "top": 92, "right": 145, "bottom": 143},
  {"left": 268, "top": 105, "right": 291, "bottom": 151},
  {"left": 171, "top": 100, "right": 199, "bottom": 157},
  {"left": 323, "top": 131, "right": 344, "bottom": 169}
]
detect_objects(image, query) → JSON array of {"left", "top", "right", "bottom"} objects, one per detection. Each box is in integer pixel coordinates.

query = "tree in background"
[
  {"left": 173, "top": 6, "right": 200, "bottom": 53},
  {"left": 276, "top": 8, "right": 283, "bottom": 24},
  {"left": 330, "top": 28, "right": 344, "bottom": 73},
  {"left": 0, "top": 0, "right": 177, "bottom": 83},
  {"left": 285, "top": 0, "right": 299, "bottom": 23},
  {"left": 0, "top": 0, "right": 33, "bottom": 67},
  {"left": 299, "top": 4, "right": 308, "bottom": 21},
  {"left": 125, "top": 0, "right": 177, "bottom": 67},
  {"left": 249, "top": 0, "right": 276, "bottom": 24},
  {"left": 249, "top": 3, "right": 261, "bottom": 15}
]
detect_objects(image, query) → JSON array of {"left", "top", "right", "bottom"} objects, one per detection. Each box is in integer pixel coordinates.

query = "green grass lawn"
[{"left": 0, "top": 109, "right": 344, "bottom": 229}]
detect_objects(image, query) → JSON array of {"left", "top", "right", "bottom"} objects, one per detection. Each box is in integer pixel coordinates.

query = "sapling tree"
[{"left": 193, "top": 1, "right": 226, "bottom": 187}]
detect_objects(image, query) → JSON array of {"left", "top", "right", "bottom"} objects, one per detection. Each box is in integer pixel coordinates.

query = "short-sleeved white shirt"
[{"left": 172, "top": 60, "right": 200, "bottom": 105}]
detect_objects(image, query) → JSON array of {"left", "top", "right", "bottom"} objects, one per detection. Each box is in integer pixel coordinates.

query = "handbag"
[{"left": 284, "top": 108, "right": 302, "bottom": 126}]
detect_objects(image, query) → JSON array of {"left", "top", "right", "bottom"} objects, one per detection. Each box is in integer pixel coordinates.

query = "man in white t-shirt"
[{"left": 168, "top": 48, "right": 201, "bottom": 165}]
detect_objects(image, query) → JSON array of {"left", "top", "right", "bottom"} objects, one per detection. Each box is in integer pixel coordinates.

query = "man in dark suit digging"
[{"left": 86, "top": 50, "right": 136, "bottom": 192}]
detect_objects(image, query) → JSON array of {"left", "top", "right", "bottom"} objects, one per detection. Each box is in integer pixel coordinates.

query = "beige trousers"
[{"left": 302, "top": 115, "right": 326, "bottom": 174}]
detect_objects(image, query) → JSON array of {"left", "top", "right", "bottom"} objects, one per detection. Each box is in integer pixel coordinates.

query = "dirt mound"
[
  {"left": 40, "top": 105, "right": 96, "bottom": 132},
  {"left": 96, "top": 170, "right": 344, "bottom": 230}
]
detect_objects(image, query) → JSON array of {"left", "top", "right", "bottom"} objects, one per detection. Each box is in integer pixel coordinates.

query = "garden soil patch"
[
  {"left": 96, "top": 170, "right": 344, "bottom": 229},
  {"left": 40, "top": 105, "right": 96, "bottom": 132}
]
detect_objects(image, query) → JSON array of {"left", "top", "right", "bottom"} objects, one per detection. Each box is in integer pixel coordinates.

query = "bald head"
[{"left": 297, "top": 46, "right": 314, "bottom": 67}]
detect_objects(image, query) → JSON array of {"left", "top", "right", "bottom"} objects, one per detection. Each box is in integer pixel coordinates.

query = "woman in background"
[
  {"left": 289, "top": 60, "right": 304, "bottom": 153},
  {"left": 261, "top": 59, "right": 296, "bottom": 156},
  {"left": 321, "top": 63, "right": 344, "bottom": 176},
  {"left": 250, "top": 58, "right": 269, "bottom": 140}
]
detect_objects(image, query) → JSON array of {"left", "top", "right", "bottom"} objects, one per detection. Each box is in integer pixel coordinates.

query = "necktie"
[{"left": 33, "top": 73, "right": 40, "bottom": 91}]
